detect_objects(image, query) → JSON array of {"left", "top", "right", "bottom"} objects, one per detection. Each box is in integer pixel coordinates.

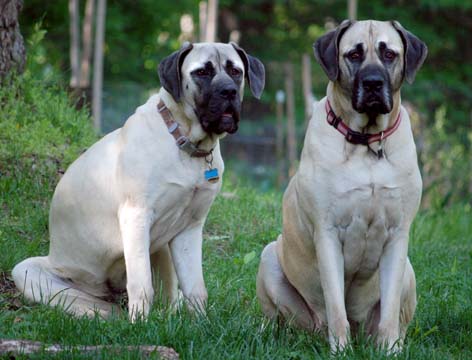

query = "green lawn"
[{"left": 1, "top": 76, "right": 471, "bottom": 359}]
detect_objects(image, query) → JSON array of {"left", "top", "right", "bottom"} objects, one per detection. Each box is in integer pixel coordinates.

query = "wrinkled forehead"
[
  {"left": 182, "top": 43, "right": 244, "bottom": 72},
  {"left": 339, "top": 20, "right": 403, "bottom": 53}
]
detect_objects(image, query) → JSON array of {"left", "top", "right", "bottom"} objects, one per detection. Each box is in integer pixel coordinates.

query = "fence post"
[
  {"left": 205, "top": 0, "right": 218, "bottom": 42},
  {"left": 284, "top": 62, "right": 297, "bottom": 177},
  {"left": 92, "top": 0, "right": 106, "bottom": 132},
  {"left": 199, "top": 2, "right": 207, "bottom": 42},
  {"left": 302, "top": 53, "right": 313, "bottom": 129},
  {"left": 348, "top": 0, "right": 357, "bottom": 20},
  {"left": 69, "top": 0, "right": 80, "bottom": 89},
  {"left": 79, "top": 0, "right": 95, "bottom": 89},
  {"left": 276, "top": 90, "right": 286, "bottom": 187}
]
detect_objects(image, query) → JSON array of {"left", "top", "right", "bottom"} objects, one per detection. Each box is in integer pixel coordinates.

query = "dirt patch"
[{"left": 0, "top": 271, "right": 22, "bottom": 310}]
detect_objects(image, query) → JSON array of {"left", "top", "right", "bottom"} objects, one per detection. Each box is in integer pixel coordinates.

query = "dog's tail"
[{"left": 12, "top": 256, "right": 118, "bottom": 317}]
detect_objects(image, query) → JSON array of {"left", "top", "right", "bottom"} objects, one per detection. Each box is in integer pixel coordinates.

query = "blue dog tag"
[{"left": 204, "top": 168, "right": 219, "bottom": 183}]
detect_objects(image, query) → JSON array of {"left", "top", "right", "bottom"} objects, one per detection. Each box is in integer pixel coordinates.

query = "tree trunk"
[
  {"left": 275, "top": 90, "right": 286, "bottom": 187},
  {"left": 69, "top": 0, "right": 80, "bottom": 88},
  {"left": 205, "top": 0, "right": 218, "bottom": 42},
  {"left": 301, "top": 53, "right": 313, "bottom": 128},
  {"left": 0, "top": 0, "right": 26, "bottom": 81},
  {"left": 284, "top": 62, "right": 297, "bottom": 177},
  {"left": 79, "top": 0, "right": 95, "bottom": 88},
  {"left": 92, "top": 0, "right": 106, "bottom": 132},
  {"left": 348, "top": 0, "right": 357, "bottom": 21},
  {"left": 199, "top": 2, "right": 207, "bottom": 42}
]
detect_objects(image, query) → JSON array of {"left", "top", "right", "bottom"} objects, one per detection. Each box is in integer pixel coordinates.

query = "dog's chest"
[
  {"left": 149, "top": 175, "right": 220, "bottom": 249},
  {"left": 331, "top": 162, "right": 404, "bottom": 279}
]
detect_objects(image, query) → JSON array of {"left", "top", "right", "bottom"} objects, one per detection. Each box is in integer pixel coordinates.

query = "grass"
[{"left": 1, "top": 74, "right": 471, "bottom": 359}]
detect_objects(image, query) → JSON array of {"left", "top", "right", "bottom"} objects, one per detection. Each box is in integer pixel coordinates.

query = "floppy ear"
[
  {"left": 230, "top": 42, "right": 265, "bottom": 99},
  {"left": 391, "top": 21, "right": 428, "bottom": 84},
  {"left": 158, "top": 43, "right": 194, "bottom": 102},
  {"left": 313, "top": 19, "right": 352, "bottom": 82}
]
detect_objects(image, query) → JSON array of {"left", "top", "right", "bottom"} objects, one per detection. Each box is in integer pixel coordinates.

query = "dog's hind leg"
[
  {"left": 151, "top": 245, "right": 181, "bottom": 308},
  {"left": 12, "top": 256, "right": 119, "bottom": 318},
  {"left": 256, "top": 239, "right": 317, "bottom": 331}
]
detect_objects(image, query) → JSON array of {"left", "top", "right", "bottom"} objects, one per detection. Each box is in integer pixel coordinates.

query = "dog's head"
[
  {"left": 314, "top": 20, "right": 427, "bottom": 117},
  {"left": 158, "top": 42, "right": 265, "bottom": 135}
]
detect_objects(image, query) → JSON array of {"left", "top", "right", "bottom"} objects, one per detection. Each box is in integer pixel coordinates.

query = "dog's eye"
[
  {"left": 384, "top": 50, "right": 397, "bottom": 61},
  {"left": 348, "top": 51, "right": 361, "bottom": 61},
  {"left": 230, "top": 68, "right": 241, "bottom": 76},
  {"left": 195, "top": 69, "right": 209, "bottom": 76}
]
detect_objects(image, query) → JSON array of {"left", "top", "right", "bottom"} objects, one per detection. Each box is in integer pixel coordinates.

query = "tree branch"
[{"left": 0, "top": 339, "right": 179, "bottom": 359}]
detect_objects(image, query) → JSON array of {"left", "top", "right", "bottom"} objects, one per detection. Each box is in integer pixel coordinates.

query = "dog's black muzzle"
[
  {"left": 197, "top": 75, "right": 241, "bottom": 135},
  {"left": 352, "top": 65, "right": 393, "bottom": 115}
]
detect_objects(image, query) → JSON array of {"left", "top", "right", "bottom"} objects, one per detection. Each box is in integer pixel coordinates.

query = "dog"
[
  {"left": 256, "top": 20, "right": 427, "bottom": 353},
  {"left": 12, "top": 42, "right": 265, "bottom": 320}
]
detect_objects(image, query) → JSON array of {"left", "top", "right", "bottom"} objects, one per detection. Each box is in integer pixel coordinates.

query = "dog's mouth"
[
  {"left": 219, "top": 107, "right": 240, "bottom": 134},
  {"left": 352, "top": 66, "right": 393, "bottom": 116},
  {"left": 362, "top": 95, "right": 392, "bottom": 114},
  {"left": 196, "top": 96, "right": 242, "bottom": 135},
  {"left": 353, "top": 86, "right": 393, "bottom": 115}
]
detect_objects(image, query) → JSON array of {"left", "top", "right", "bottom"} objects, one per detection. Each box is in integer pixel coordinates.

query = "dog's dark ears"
[
  {"left": 313, "top": 20, "right": 352, "bottom": 82},
  {"left": 231, "top": 42, "right": 265, "bottom": 99},
  {"left": 158, "top": 43, "right": 194, "bottom": 102},
  {"left": 391, "top": 21, "right": 428, "bottom": 84}
]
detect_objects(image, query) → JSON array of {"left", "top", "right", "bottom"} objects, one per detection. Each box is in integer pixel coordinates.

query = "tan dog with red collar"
[{"left": 257, "top": 20, "right": 427, "bottom": 353}]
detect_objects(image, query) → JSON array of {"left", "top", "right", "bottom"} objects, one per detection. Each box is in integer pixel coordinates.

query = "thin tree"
[
  {"left": 79, "top": 0, "right": 95, "bottom": 88},
  {"left": 92, "top": 0, "right": 106, "bottom": 132},
  {"left": 69, "top": 0, "right": 80, "bottom": 89},
  {"left": 0, "top": 0, "right": 26, "bottom": 82},
  {"left": 348, "top": 0, "right": 357, "bottom": 20},
  {"left": 275, "top": 90, "right": 286, "bottom": 187},
  {"left": 284, "top": 62, "right": 297, "bottom": 177},
  {"left": 301, "top": 53, "right": 314, "bottom": 128},
  {"left": 199, "top": 2, "right": 207, "bottom": 42},
  {"left": 205, "top": 0, "right": 218, "bottom": 42}
]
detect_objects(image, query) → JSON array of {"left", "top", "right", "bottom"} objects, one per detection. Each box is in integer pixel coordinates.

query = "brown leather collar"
[{"left": 157, "top": 99, "right": 212, "bottom": 158}]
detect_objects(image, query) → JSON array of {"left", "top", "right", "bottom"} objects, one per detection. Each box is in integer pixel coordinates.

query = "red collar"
[{"left": 325, "top": 99, "right": 401, "bottom": 146}]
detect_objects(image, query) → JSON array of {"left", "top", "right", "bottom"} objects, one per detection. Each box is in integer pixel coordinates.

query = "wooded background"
[{"left": 16, "top": 0, "right": 472, "bottom": 206}]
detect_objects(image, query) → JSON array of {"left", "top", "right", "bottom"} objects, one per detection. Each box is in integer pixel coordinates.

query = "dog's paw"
[
  {"left": 128, "top": 292, "right": 154, "bottom": 322},
  {"left": 328, "top": 322, "right": 351, "bottom": 355},
  {"left": 329, "top": 335, "right": 351, "bottom": 355},
  {"left": 377, "top": 325, "right": 403, "bottom": 355},
  {"left": 185, "top": 292, "right": 208, "bottom": 316}
]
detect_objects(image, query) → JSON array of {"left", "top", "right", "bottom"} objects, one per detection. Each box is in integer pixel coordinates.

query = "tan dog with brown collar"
[
  {"left": 13, "top": 42, "right": 265, "bottom": 320},
  {"left": 257, "top": 20, "right": 427, "bottom": 353}
]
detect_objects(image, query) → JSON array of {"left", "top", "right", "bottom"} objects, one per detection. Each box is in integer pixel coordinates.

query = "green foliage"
[
  {"left": 16, "top": 1, "right": 472, "bottom": 205},
  {"left": 0, "top": 69, "right": 97, "bottom": 270},
  {"left": 419, "top": 105, "right": 472, "bottom": 209}
]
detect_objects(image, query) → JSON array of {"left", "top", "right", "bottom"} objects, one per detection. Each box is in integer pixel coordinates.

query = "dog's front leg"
[
  {"left": 378, "top": 231, "right": 409, "bottom": 352},
  {"left": 315, "top": 229, "right": 350, "bottom": 352},
  {"left": 119, "top": 203, "right": 154, "bottom": 321},
  {"left": 170, "top": 222, "right": 207, "bottom": 314}
]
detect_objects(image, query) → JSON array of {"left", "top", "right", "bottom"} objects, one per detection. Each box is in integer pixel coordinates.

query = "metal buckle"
[
  {"left": 176, "top": 135, "right": 195, "bottom": 154},
  {"left": 168, "top": 122, "right": 179, "bottom": 134},
  {"left": 346, "top": 130, "right": 369, "bottom": 145},
  {"left": 157, "top": 103, "right": 166, "bottom": 112},
  {"left": 176, "top": 135, "right": 189, "bottom": 147}
]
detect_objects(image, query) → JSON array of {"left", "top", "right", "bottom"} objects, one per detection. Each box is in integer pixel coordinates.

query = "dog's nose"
[
  {"left": 362, "top": 74, "right": 384, "bottom": 91},
  {"left": 220, "top": 85, "right": 237, "bottom": 100}
]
